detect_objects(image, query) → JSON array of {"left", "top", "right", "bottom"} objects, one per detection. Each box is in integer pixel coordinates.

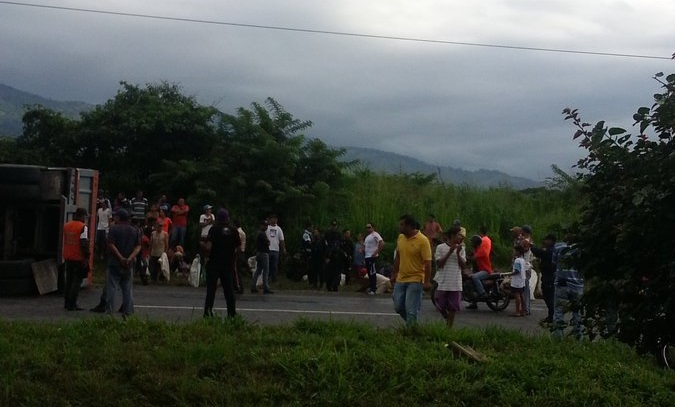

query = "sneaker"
[
  {"left": 366, "top": 290, "right": 376, "bottom": 295},
  {"left": 263, "top": 289, "right": 274, "bottom": 294}
]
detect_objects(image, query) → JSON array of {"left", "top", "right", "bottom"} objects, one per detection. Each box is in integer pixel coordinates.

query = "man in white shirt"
[
  {"left": 266, "top": 214, "right": 286, "bottom": 282},
  {"left": 364, "top": 222, "right": 384, "bottom": 295},
  {"left": 199, "top": 205, "right": 215, "bottom": 263},
  {"left": 96, "top": 200, "right": 112, "bottom": 259}
]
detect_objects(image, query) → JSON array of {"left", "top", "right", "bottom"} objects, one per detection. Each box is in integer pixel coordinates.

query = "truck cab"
[{"left": 0, "top": 164, "right": 98, "bottom": 295}]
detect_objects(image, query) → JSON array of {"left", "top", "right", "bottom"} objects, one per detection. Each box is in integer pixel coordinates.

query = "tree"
[{"left": 563, "top": 72, "right": 675, "bottom": 352}]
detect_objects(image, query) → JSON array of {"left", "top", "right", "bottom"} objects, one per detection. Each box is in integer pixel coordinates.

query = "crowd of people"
[{"left": 64, "top": 191, "right": 583, "bottom": 339}]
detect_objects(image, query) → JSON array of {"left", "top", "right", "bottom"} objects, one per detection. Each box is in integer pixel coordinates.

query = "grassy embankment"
[{"left": 1, "top": 318, "right": 673, "bottom": 406}]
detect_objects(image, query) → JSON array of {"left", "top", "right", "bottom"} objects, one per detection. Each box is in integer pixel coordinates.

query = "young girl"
[
  {"left": 433, "top": 226, "right": 466, "bottom": 328},
  {"left": 510, "top": 245, "right": 527, "bottom": 317}
]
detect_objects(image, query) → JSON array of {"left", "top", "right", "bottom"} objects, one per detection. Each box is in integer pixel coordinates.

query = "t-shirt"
[
  {"left": 256, "top": 231, "right": 270, "bottom": 253},
  {"left": 97, "top": 208, "right": 112, "bottom": 230},
  {"left": 511, "top": 257, "right": 527, "bottom": 288},
  {"left": 266, "top": 225, "right": 284, "bottom": 251},
  {"left": 207, "top": 223, "right": 241, "bottom": 267},
  {"left": 171, "top": 204, "right": 190, "bottom": 227},
  {"left": 364, "top": 231, "right": 383, "bottom": 258},
  {"left": 199, "top": 213, "right": 215, "bottom": 237},
  {"left": 157, "top": 217, "right": 172, "bottom": 234},
  {"left": 395, "top": 232, "right": 432, "bottom": 284},
  {"left": 422, "top": 221, "right": 442, "bottom": 240},
  {"left": 107, "top": 222, "right": 141, "bottom": 267},
  {"left": 131, "top": 197, "right": 148, "bottom": 220},
  {"left": 434, "top": 243, "right": 465, "bottom": 292},
  {"left": 474, "top": 241, "right": 493, "bottom": 273}
]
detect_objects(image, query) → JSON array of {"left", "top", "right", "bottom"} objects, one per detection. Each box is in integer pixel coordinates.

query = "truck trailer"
[{"left": 0, "top": 164, "right": 98, "bottom": 296}]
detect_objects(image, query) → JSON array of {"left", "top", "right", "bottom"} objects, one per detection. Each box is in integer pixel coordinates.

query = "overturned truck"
[{"left": 0, "top": 164, "right": 98, "bottom": 296}]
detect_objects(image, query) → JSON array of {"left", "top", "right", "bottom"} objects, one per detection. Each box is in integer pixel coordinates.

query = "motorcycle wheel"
[{"left": 486, "top": 288, "right": 510, "bottom": 311}]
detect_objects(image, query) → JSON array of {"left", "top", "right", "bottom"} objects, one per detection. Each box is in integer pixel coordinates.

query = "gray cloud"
[{"left": 1, "top": 0, "right": 673, "bottom": 180}]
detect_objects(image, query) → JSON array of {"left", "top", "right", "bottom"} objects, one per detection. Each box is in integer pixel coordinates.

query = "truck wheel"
[
  {"left": 0, "top": 278, "right": 38, "bottom": 296},
  {"left": 0, "top": 166, "right": 41, "bottom": 184},
  {"left": 0, "top": 259, "right": 35, "bottom": 279}
]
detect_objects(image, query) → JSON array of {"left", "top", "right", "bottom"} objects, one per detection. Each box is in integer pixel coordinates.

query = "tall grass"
[
  {"left": 0, "top": 318, "right": 672, "bottom": 406},
  {"left": 303, "top": 171, "right": 578, "bottom": 267}
]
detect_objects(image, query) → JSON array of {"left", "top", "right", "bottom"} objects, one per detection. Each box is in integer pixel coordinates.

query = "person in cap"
[
  {"left": 105, "top": 208, "right": 142, "bottom": 318},
  {"left": 204, "top": 209, "right": 241, "bottom": 318}
]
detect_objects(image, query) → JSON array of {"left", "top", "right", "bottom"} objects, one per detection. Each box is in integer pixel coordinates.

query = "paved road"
[{"left": 0, "top": 284, "right": 550, "bottom": 335}]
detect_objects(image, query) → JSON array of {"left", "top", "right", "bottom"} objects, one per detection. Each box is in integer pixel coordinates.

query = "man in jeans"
[
  {"left": 551, "top": 235, "right": 584, "bottom": 340},
  {"left": 467, "top": 235, "right": 493, "bottom": 309},
  {"left": 265, "top": 214, "right": 286, "bottom": 282},
  {"left": 391, "top": 214, "right": 432, "bottom": 326},
  {"left": 251, "top": 220, "right": 272, "bottom": 294},
  {"left": 105, "top": 209, "right": 141, "bottom": 318}
]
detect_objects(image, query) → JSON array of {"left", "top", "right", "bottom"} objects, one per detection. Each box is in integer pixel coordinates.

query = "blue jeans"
[
  {"left": 552, "top": 284, "right": 584, "bottom": 340},
  {"left": 268, "top": 250, "right": 280, "bottom": 281},
  {"left": 523, "top": 276, "right": 531, "bottom": 314},
  {"left": 393, "top": 282, "right": 423, "bottom": 326},
  {"left": 471, "top": 271, "right": 489, "bottom": 296},
  {"left": 170, "top": 226, "right": 187, "bottom": 247},
  {"left": 252, "top": 252, "right": 270, "bottom": 291},
  {"left": 105, "top": 263, "right": 134, "bottom": 316}
]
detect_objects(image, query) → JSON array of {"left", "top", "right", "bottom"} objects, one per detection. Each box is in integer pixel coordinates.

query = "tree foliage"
[
  {"left": 7, "top": 82, "right": 349, "bottom": 244},
  {"left": 563, "top": 72, "right": 675, "bottom": 352}
]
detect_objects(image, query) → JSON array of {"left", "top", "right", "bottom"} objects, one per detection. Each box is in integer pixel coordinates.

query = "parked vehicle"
[
  {"left": 431, "top": 271, "right": 511, "bottom": 311},
  {"left": 0, "top": 164, "right": 98, "bottom": 296}
]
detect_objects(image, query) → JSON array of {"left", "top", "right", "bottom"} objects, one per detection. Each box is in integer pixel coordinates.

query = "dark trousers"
[
  {"left": 542, "top": 280, "right": 555, "bottom": 319},
  {"left": 324, "top": 252, "right": 344, "bottom": 291},
  {"left": 366, "top": 257, "right": 378, "bottom": 292},
  {"left": 64, "top": 260, "right": 84, "bottom": 309},
  {"left": 204, "top": 262, "right": 236, "bottom": 317},
  {"left": 149, "top": 256, "right": 161, "bottom": 282}
]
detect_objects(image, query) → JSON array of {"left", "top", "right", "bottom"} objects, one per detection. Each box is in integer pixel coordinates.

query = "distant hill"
[
  {"left": 0, "top": 84, "right": 92, "bottom": 137},
  {"left": 340, "top": 146, "right": 541, "bottom": 189},
  {"left": 0, "top": 83, "right": 539, "bottom": 188}
]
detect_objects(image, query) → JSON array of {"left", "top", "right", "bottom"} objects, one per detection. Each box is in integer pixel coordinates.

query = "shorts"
[
  {"left": 434, "top": 290, "right": 461, "bottom": 313},
  {"left": 511, "top": 287, "right": 524, "bottom": 294}
]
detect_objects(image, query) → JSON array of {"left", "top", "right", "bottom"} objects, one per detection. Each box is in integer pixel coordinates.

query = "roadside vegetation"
[{"left": 1, "top": 318, "right": 673, "bottom": 406}]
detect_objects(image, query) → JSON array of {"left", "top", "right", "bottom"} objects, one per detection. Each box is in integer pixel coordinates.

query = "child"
[
  {"left": 433, "top": 226, "right": 466, "bottom": 328},
  {"left": 510, "top": 245, "right": 527, "bottom": 317}
]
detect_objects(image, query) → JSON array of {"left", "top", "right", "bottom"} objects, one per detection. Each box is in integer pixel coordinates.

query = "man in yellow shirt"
[{"left": 392, "top": 214, "right": 432, "bottom": 326}]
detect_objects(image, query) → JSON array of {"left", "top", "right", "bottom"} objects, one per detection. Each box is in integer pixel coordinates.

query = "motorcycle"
[{"left": 431, "top": 271, "right": 511, "bottom": 311}]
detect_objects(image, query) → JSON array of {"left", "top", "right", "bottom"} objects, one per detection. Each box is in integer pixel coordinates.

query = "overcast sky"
[{"left": 1, "top": 0, "right": 673, "bottom": 180}]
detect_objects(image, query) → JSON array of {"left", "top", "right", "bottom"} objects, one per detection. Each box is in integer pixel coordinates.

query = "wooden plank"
[
  {"left": 32, "top": 259, "right": 58, "bottom": 295},
  {"left": 446, "top": 341, "right": 489, "bottom": 363}
]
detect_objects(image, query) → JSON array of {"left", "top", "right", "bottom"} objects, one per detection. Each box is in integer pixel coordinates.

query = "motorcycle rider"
[{"left": 466, "top": 235, "right": 494, "bottom": 309}]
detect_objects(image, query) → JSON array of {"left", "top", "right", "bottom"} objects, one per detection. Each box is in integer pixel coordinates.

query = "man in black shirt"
[{"left": 204, "top": 209, "right": 241, "bottom": 318}]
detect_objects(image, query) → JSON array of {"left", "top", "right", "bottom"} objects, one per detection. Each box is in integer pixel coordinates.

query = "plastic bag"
[
  {"left": 159, "top": 252, "right": 170, "bottom": 282},
  {"left": 188, "top": 255, "right": 201, "bottom": 287}
]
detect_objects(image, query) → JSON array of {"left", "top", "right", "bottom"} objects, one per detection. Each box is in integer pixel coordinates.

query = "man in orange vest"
[{"left": 63, "top": 208, "right": 90, "bottom": 311}]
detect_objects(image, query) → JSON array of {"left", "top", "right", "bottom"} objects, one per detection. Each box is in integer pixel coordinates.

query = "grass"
[{"left": 0, "top": 318, "right": 673, "bottom": 406}]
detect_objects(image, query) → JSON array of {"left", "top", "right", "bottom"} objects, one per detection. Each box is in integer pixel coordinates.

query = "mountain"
[
  {"left": 0, "top": 83, "right": 539, "bottom": 188},
  {"left": 340, "top": 146, "right": 541, "bottom": 189},
  {"left": 0, "top": 84, "right": 92, "bottom": 137}
]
